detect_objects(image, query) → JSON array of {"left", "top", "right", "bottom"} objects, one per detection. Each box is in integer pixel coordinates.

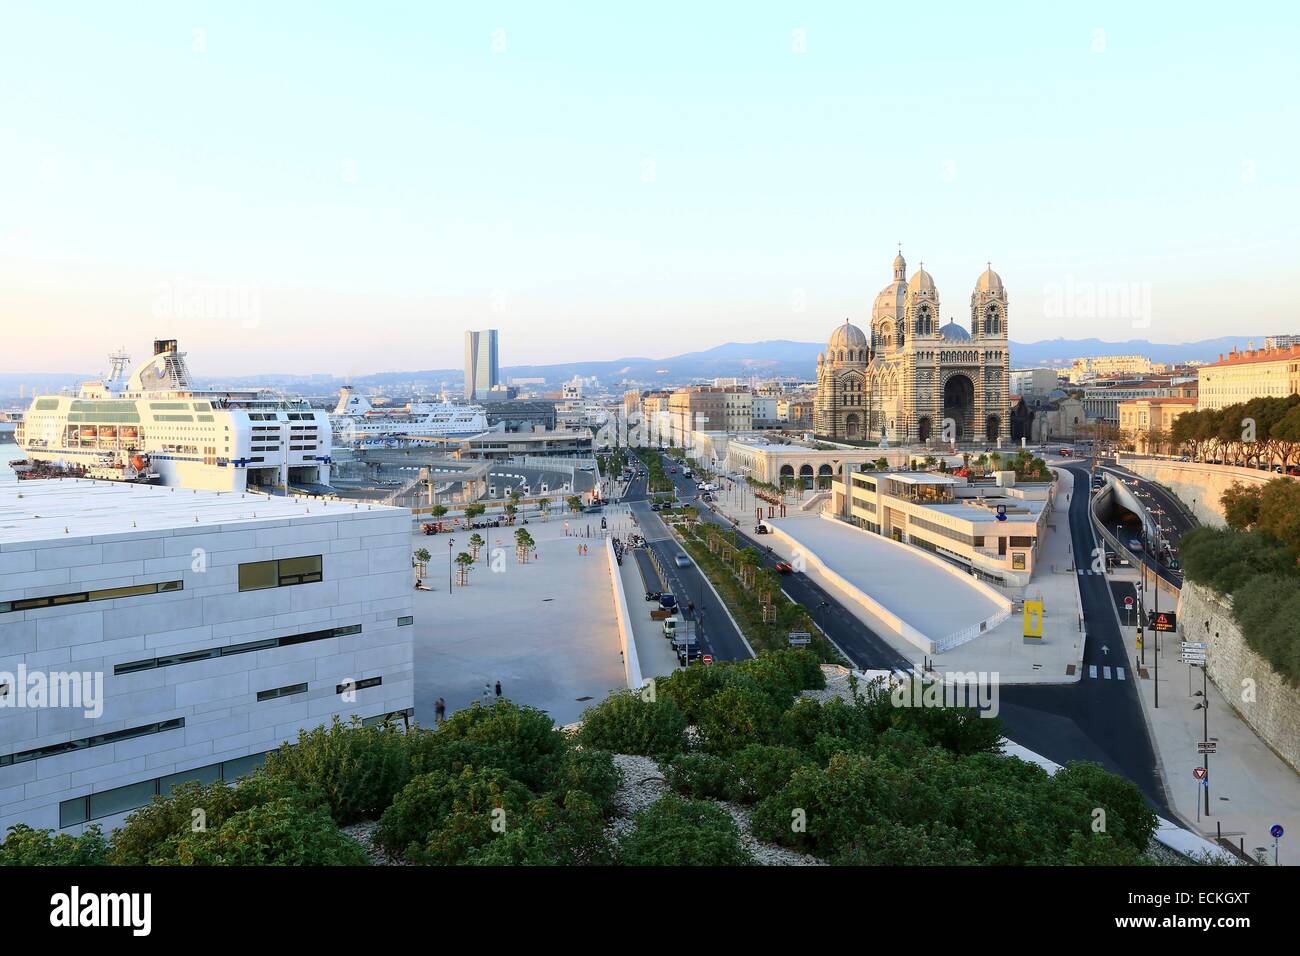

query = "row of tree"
[{"left": 1130, "top": 395, "right": 1300, "bottom": 467}]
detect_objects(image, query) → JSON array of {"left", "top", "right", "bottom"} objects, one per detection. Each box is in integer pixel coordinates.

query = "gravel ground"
[{"left": 341, "top": 820, "right": 407, "bottom": 866}]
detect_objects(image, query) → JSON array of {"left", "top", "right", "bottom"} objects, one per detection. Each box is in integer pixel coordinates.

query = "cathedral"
[{"left": 814, "top": 252, "right": 1010, "bottom": 445}]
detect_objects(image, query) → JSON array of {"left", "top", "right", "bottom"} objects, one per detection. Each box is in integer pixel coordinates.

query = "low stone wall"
[
  {"left": 605, "top": 538, "right": 644, "bottom": 690},
  {"left": 1179, "top": 582, "right": 1300, "bottom": 774},
  {"left": 1119, "top": 457, "right": 1273, "bottom": 527}
]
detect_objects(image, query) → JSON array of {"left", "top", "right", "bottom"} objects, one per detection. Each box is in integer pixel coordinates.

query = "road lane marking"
[
  {"left": 1089, "top": 665, "right": 1097, "bottom": 678},
  {"left": 1103, "top": 666, "right": 1112, "bottom": 679},
  {"left": 1116, "top": 667, "right": 1126, "bottom": 680}
]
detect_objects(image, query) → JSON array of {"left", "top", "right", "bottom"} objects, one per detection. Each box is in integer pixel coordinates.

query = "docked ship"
[
  {"left": 330, "top": 386, "right": 490, "bottom": 444},
  {"left": 14, "top": 340, "right": 333, "bottom": 493}
]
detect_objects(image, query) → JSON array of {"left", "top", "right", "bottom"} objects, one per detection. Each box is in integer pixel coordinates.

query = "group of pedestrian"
[
  {"left": 432, "top": 679, "right": 503, "bottom": 726},
  {"left": 576, "top": 543, "right": 589, "bottom": 555}
]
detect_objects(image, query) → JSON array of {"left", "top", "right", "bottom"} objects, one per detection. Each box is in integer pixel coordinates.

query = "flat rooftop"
[
  {"left": 0, "top": 479, "right": 401, "bottom": 545},
  {"left": 877, "top": 472, "right": 958, "bottom": 486}
]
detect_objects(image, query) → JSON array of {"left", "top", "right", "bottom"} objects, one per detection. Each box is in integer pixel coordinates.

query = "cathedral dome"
[
  {"left": 975, "top": 265, "right": 1004, "bottom": 294},
  {"left": 828, "top": 320, "right": 868, "bottom": 351},
  {"left": 939, "top": 320, "right": 970, "bottom": 341},
  {"left": 908, "top": 267, "right": 936, "bottom": 294}
]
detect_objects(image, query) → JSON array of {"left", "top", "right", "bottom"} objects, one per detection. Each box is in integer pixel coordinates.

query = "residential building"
[
  {"left": 1197, "top": 344, "right": 1300, "bottom": 410},
  {"left": 1118, "top": 397, "right": 1197, "bottom": 452},
  {"left": 1010, "top": 367, "right": 1060, "bottom": 397}
]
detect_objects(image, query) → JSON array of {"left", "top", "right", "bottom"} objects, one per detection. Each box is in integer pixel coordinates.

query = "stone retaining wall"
[
  {"left": 1119, "top": 458, "right": 1272, "bottom": 527},
  {"left": 1178, "top": 582, "right": 1300, "bottom": 774}
]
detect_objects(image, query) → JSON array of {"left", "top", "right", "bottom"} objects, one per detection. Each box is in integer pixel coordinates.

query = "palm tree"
[
  {"left": 468, "top": 533, "right": 484, "bottom": 560},
  {"left": 504, "top": 502, "right": 517, "bottom": 525},
  {"left": 454, "top": 552, "right": 474, "bottom": 585},
  {"left": 465, "top": 502, "right": 486, "bottom": 522},
  {"left": 566, "top": 495, "right": 583, "bottom": 514}
]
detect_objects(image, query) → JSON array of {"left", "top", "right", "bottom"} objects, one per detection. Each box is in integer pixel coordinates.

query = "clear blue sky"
[{"left": 2, "top": 1, "right": 1297, "bottom": 375}]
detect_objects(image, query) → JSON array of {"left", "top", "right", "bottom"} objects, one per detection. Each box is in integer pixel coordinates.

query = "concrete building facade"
[
  {"left": 0, "top": 480, "right": 413, "bottom": 835},
  {"left": 1198, "top": 344, "right": 1300, "bottom": 410}
]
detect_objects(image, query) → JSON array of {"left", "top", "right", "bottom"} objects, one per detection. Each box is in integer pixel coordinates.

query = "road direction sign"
[
  {"left": 787, "top": 631, "right": 811, "bottom": 646},
  {"left": 1192, "top": 767, "right": 1208, "bottom": 781},
  {"left": 1182, "top": 641, "right": 1208, "bottom": 649},
  {"left": 1198, "top": 741, "right": 1217, "bottom": 754}
]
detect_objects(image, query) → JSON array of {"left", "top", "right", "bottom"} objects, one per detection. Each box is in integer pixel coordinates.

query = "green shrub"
[
  {"left": 378, "top": 766, "right": 532, "bottom": 861},
  {"left": 728, "top": 744, "right": 815, "bottom": 803},
  {"left": 110, "top": 774, "right": 320, "bottom": 865},
  {"left": 168, "top": 798, "right": 368, "bottom": 866},
  {"left": 697, "top": 682, "right": 786, "bottom": 755},
  {"left": 618, "top": 796, "right": 753, "bottom": 866},
  {"left": 830, "top": 821, "right": 977, "bottom": 866},
  {"left": 464, "top": 791, "right": 615, "bottom": 866},
  {"left": 0, "top": 824, "right": 109, "bottom": 866},
  {"left": 1051, "top": 762, "right": 1158, "bottom": 851},
  {"left": 409, "top": 700, "right": 568, "bottom": 792},
  {"left": 549, "top": 748, "right": 622, "bottom": 817},
  {"left": 576, "top": 690, "right": 687, "bottom": 758},
  {"left": 665, "top": 753, "right": 741, "bottom": 801},
  {"left": 261, "top": 718, "right": 413, "bottom": 825},
  {"left": 655, "top": 666, "right": 728, "bottom": 724}
]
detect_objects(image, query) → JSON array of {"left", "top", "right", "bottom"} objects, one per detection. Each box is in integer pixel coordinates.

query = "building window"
[
  {"left": 114, "top": 623, "right": 360, "bottom": 675},
  {"left": 397, "top": 615, "right": 414, "bottom": 626},
  {"left": 1, "top": 580, "right": 182, "bottom": 615},
  {"left": 0, "top": 718, "right": 185, "bottom": 767},
  {"left": 256, "top": 682, "right": 308, "bottom": 702},
  {"left": 238, "top": 555, "right": 322, "bottom": 591},
  {"left": 337, "top": 676, "right": 382, "bottom": 695}
]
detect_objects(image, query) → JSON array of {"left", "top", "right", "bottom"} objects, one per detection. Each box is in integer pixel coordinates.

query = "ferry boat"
[
  {"left": 16, "top": 340, "right": 333, "bottom": 493},
  {"left": 330, "top": 386, "right": 490, "bottom": 443}
]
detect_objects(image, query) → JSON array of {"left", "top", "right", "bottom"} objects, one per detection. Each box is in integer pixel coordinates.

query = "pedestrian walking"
[
  {"left": 494, "top": 680, "right": 502, "bottom": 699},
  {"left": 434, "top": 697, "right": 446, "bottom": 724},
  {"left": 482, "top": 682, "right": 492, "bottom": 706}
]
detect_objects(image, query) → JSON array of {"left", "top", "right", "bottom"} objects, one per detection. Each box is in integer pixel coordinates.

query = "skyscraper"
[{"left": 464, "top": 329, "right": 499, "bottom": 400}]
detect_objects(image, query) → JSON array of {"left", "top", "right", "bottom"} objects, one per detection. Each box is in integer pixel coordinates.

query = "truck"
[{"left": 666, "top": 618, "right": 701, "bottom": 665}]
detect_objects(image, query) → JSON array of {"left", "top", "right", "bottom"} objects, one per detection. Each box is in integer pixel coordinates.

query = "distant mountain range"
[{"left": 0, "top": 335, "right": 1265, "bottom": 399}]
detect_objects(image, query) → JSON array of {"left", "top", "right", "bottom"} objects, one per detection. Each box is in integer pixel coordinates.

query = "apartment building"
[
  {"left": 1118, "top": 397, "right": 1196, "bottom": 452},
  {"left": 1197, "top": 344, "right": 1300, "bottom": 410}
]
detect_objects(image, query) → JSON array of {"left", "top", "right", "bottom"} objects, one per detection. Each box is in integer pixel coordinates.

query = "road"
[
  {"left": 652, "top": 455, "right": 911, "bottom": 672},
  {"left": 628, "top": 451, "right": 1172, "bottom": 814},
  {"left": 1099, "top": 460, "right": 1198, "bottom": 590},
  {"left": 998, "top": 463, "right": 1170, "bottom": 814},
  {"left": 619, "top": 470, "right": 752, "bottom": 662}
]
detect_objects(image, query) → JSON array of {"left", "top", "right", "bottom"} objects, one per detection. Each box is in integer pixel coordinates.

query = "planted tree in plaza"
[
  {"left": 455, "top": 552, "right": 474, "bottom": 585},
  {"left": 413, "top": 548, "right": 431, "bottom": 578},
  {"left": 468, "top": 533, "right": 485, "bottom": 560},
  {"left": 567, "top": 495, "right": 583, "bottom": 514},
  {"left": 504, "top": 502, "right": 517, "bottom": 525},
  {"left": 515, "top": 528, "right": 536, "bottom": 563},
  {"left": 429, "top": 504, "right": 448, "bottom": 522},
  {"left": 464, "top": 502, "right": 486, "bottom": 522}
]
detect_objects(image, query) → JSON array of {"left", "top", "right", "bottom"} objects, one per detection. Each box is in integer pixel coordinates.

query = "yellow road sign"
[{"left": 1023, "top": 599, "right": 1044, "bottom": 639}]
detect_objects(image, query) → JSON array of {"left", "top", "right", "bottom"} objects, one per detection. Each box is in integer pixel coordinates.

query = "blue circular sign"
[{"left": 1271, "top": 824, "right": 1284, "bottom": 839}]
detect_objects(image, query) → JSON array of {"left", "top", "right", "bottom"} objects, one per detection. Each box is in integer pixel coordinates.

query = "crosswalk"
[{"left": 1086, "top": 664, "right": 1127, "bottom": 680}]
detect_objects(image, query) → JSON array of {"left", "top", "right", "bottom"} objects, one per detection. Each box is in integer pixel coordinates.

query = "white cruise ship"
[
  {"left": 330, "top": 386, "right": 490, "bottom": 443},
  {"left": 14, "top": 340, "right": 332, "bottom": 493}
]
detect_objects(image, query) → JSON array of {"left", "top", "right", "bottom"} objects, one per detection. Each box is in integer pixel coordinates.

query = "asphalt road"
[
  {"left": 1097, "top": 460, "right": 1196, "bottom": 590},
  {"left": 998, "top": 463, "right": 1170, "bottom": 814},
  {"left": 654, "top": 455, "right": 910, "bottom": 672},
  {"left": 620, "top": 469, "right": 752, "bottom": 662}
]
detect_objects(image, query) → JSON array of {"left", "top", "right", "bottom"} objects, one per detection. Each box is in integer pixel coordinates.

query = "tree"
[
  {"left": 1221, "top": 482, "right": 1263, "bottom": 531},
  {"left": 566, "top": 495, "right": 583, "bottom": 514},
  {"left": 169, "top": 798, "right": 368, "bottom": 866},
  {"left": 455, "top": 551, "right": 475, "bottom": 584},
  {"left": 503, "top": 502, "right": 517, "bottom": 525},
  {"left": 464, "top": 502, "right": 486, "bottom": 522},
  {"left": 413, "top": 547, "right": 431, "bottom": 578},
  {"left": 468, "top": 533, "right": 485, "bottom": 560},
  {"left": 514, "top": 529, "right": 535, "bottom": 563},
  {"left": 429, "top": 504, "right": 448, "bottom": 520},
  {"left": 0, "top": 824, "right": 109, "bottom": 865}
]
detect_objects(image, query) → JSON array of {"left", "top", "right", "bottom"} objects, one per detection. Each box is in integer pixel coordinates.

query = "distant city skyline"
[{"left": 3, "top": 3, "right": 1299, "bottom": 375}]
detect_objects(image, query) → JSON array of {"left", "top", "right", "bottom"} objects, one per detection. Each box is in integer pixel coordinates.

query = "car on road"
[
  {"left": 658, "top": 593, "right": 677, "bottom": 610},
  {"left": 674, "top": 553, "right": 691, "bottom": 568},
  {"left": 583, "top": 504, "right": 603, "bottom": 514},
  {"left": 1128, "top": 539, "right": 1143, "bottom": 551},
  {"left": 775, "top": 561, "right": 793, "bottom": 574},
  {"left": 649, "top": 503, "right": 661, "bottom": 511},
  {"left": 755, "top": 522, "right": 771, "bottom": 534}
]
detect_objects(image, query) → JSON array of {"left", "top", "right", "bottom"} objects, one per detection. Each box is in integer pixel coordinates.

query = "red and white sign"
[
  {"left": 1192, "top": 767, "right": 1208, "bottom": 781},
  {"left": 702, "top": 655, "right": 713, "bottom": 666},
  {"left": 1124, "top": 596, "right": 1134, "bottom": 609}
]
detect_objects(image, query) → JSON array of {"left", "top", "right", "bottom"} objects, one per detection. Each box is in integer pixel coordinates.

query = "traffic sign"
[
  {"left": 1181, "top": 641, "right": 1207, "bottom": 650},
  {"left": 787, "top": 631, "right": 811, "bottom": 646},
  {"left": 1124, "top": 596, "right": 1134, "bottom": 609},
  {"left": 1192, "top": 767, "right": 1208, "bottom": 781},
  {"left": 1271, "top": 824, "right": 1284, "bottom": 839},
  {"left": 1148, "top": 611, "right": 1177, "bottom": 632},
  {"left": 702, "top": 654, "right": 713, "bottom": 666},
  {"left": 1198, "top": 741, "right": 1217, "bottom": 754}
]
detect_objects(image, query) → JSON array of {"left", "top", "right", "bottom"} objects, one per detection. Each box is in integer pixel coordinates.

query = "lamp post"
[{"left": 448, "top": 537, "right": 455, "bottom": 593}]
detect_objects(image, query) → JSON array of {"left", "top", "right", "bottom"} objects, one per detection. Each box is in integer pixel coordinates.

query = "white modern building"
[
  {"left": 0, "top": 479, "right": 413, "bottom": 835},
  {"left": 464, "top": 329, "right": 500, "bottom": 401}
]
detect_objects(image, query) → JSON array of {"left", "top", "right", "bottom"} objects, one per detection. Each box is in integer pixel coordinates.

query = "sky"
[{"left": 1, "top": 1, "right": 1298, "bottom": 377}]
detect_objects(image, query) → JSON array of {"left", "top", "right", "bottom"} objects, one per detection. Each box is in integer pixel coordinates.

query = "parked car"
[
  {"left": 658, "top": 593, "right": 677, "bottom": 610},
  {"left": 775, "top": 561, "right": 793, "bottom": 574}
]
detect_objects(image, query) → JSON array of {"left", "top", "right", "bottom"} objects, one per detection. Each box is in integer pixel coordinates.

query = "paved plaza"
[{"left": 410, "top": 508, "right": 638, "bottom": 727}]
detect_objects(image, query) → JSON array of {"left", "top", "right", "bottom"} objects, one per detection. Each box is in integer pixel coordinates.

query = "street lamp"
[{"left": 448, "top": 537, "right": 455, "bottom": 593}]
